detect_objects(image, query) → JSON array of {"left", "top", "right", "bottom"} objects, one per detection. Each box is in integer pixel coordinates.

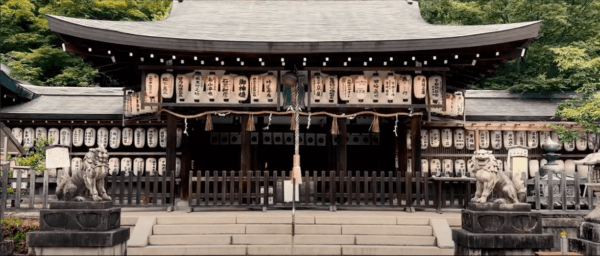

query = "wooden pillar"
[
  {"left": 179, "top": 125, "right": 191, "bottom": 203},
  {"left": 166, "top": 113, "right": 177, "bottom": 204},
  {"left": 337, "top": 118, "right": 347, "bottom": 173},
  {"left": 240, "top": 115, "right": 251, "bottom": 172},
  {"left": 411, "top": 115, "right": 422, "bottom": 174},
  {"left": 397, "top": 122, "right": 407, "bottom": 174}
]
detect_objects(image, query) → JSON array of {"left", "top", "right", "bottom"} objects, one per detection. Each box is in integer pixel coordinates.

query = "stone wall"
[{"left": 542, "top": 215, "right": 584, "bottom": 252}]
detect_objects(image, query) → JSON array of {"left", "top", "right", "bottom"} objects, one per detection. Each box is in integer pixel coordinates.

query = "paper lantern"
[
  {"left": 540, "top": 131, "right": 551, "bottom": 148},
  {"left": 466, "top": 130, "right": 476, "bottom": 150},
  {"left": 147, "top": 127, "right": 158, "bottom": 148},
  {"left": 35, "top": 127, "right": 47, "bottom": 141},
  {"left": 429, "top": 129, "right": 440, "bottom": 147},
  {"left": 491, "top": 131, "right": 502, "bottom": 150},
  {"left": 496, "top": 160, "right": 504, "bottom": 172},
  {"left": 428, "top": 76, "right": 443, "bottom": 105},
  {"left": 338, "top": 76, "right": 353, "bottom": 101},
  {"left": 134, "top": 128, "right": 145, "bottom": 148},
  {"left": 576, "top": 136, "right": 587, "bottom": 151},
  {"left": 220, "top": 75, "right": 233, "bottom": 102},
  {"left": 96, "top": 127, "right": 109, "bottom": 148},
  {"left": 421, "top": 159, "right": 429, "bottom": 174},
  {"left": 109, "top": 127, "right": 121, "bottom": 149},
  {"left": 565, "top": 159, "right": 576, "bottom": 175},
  {"left": 47, "top": 128, "right": 59, "bottom": 146},
  {"left": 455, "top": 159, "right": 466, "bottom": 177},
  {"left": 121, "top": 158, "right": 132, "bottom": 176},
  {"left": 176, "top": 157, "right": 181, "bottom": 177},
  {"left": 540, "top": 159, "right": 548, "bottom": 168},
  {"left": 311, "top": 73, "right": 324, "bottom": 101},
  {"left": 454, "top": 129, "right": 465, "bottom": 150},
  {"left": 131, "top": 92, "right": 140, "bottom": 116},
  {"left": 551, "top": 132, "right": 563, "bottom": 150},
  {"left": 71, "top": 157, "right": 82, "bottom": 172},
  {"left": 250, "top": 75, "right": 263, "bottom": 102},
  {"left": 420, "top": 130, "right": 428, "bottom": 149},
  {"left": 176, "top": 128, "right": 183, "bottom": 148},
  {"left": 176, "top": 74, "right": 190, "bottom": 102},
  {"left": 369, "top": 74, "right": 382, "bottom": 101},
  {"left": 145, "top": 73, "right": 159, "bottom": 103},
  {"left": 84, "top": 128, "right": 96, "bottom": 147},
  {"left": 515, "top": 131, "right": 526, "bottom": 147},
  {"left": 205, "top": 72, "right": 219, "bottom": 100},
  {"left": 442, "top": 129, "right": 452, "bottom": 148},
  {"left": 60, "top": 128, "right": 71, "bottom": 147},
  {"left": 263, "top": 73, "right": 277, "bottom": 102},
  {"left": 124, "top": 93, "right": 133, "bottom": 118},
  {"left": 479, "top": 130, "right": 490, "bottom": 149},
  {"left": 161, "top": 73, "right": 174, "bottom": 99},
  {"left": 72, "top": 128, "right": 84, "bottom": 147},
  {"left": 109, "top": 158, "right": 120, "bottom": 175},
  {"left": 444, "top": 94, "right": 455, "bottom": 116},
  {"left": 467, "top": 159, "right": 475, "bottom": 173},
  {"left": 398, "top": 75, "right": 411, "bottom": 103},
  {"left": 556, "top": 160, "right": 565, "bottom": 172},
  {"left": 190, "top": 72, "right": 203, "bottom": 102},
  {"left": 234, "top": 75, "right": 249, "bottom": 101},
  {"left": 529, "top": 159, "right": 539, "bottom": 178},
  {"left": 564, "top": 140, "right": 575, "bottom": 152},
  {"left": 455, "top": 93, "right": 465, "bottom": 116},
  {"left": 430, "top": 159, "right": 441, "bottom": 176},
  {"left": 589, "top": 133, "right": 598, "bottom": 150},
  {"left": 133, "top": 158, "right": 144, "bottom": 176},
  {"left": 143, "top": 158, "right": 155, "bottom": 176},
  {"left": 122, "top": 128, "right": 133, "bottom": 146},
  {"left": 503, "top": 131, "right": 514, "bottom": 149},
  {"left": 528, "top": 131, "right": 539, "bottom": 149},
  {"left": 443, "top": 159, "right": 453, "bottom": 176},
  {"left": 354, "top": 75, "right": 368, "bottom": 102},
  {"left": 383, "top": 73, "right": 396, "bottom": 102},
  {"left": 11, "top": 128, "right": 23, "bottom": 145},
  {"left": 578, "top": 164, "right": 589, "bottom": 179},
  {"left": 23, "top": 127, "right": 34, "bottom": 148},
  {"left": 159, "top": 128, "right": 167, "bottom": 148},
  {"left": 413, "top": 75, "right": 427, "bottom": 99},
  {"left": 406, "top": 130, "right": 411, "bottom": 150},
  {"left": 158, "top": 157, "right": 166, "bottom": 176}
]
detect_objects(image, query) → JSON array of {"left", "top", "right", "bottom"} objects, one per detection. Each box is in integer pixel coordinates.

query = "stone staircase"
[{"left": 127, "top": 214, "right": 458, "bottom": 255}]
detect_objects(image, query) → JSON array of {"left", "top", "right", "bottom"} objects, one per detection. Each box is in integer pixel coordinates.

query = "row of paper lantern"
[
  {"left": 71, "top": 157, "right": 181, "bottom": 177},
  {"left": 419, "top": 129, "right": 598, "bottom": 151},
  {"left": 10, "top": 127, "right": 182, "bottom": 149}
]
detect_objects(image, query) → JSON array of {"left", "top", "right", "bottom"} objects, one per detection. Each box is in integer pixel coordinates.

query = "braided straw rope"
[{"left": 157, "top": 109, "right": 423, "bottom": 119}]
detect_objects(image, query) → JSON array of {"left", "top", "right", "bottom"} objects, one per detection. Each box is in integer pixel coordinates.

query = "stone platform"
[{"left": 453, "top": 229, "right": 554, "bottom": 255}]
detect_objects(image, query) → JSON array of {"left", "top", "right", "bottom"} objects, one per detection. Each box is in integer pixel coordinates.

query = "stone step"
[
  {"left": 355, "top": 235, "right": 436, "bottom": 246},
  {"left": 128, "top": 245, "right": 247, "bottom": 255},
  {"left": 232, "top": 235, "right": 292, "bottom": 245},
  {"left": 156, "top": 216, "right": 236, "bottom": 225},
  {"left": 149, "top": 235, "right": 232, "bottom": 245},
  {"left": 341, "top": 245, "right": 450, "bottom": 255},
  {"left": 342, "top": 225, "right": 433, "bottom": 236},
  {"left": 128, "top": 245, "right": 449, "bottom": 255},
  {"left": 153, "top": 224, "right": 246, "bottom": 235}
]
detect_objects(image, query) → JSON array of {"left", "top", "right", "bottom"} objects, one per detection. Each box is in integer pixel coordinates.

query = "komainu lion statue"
[
  {"left": 57, "top": 147, "right": 112, "bottom": 202},
  {"left": 471, "top": 150, "right": 526, "bottom": 204}
]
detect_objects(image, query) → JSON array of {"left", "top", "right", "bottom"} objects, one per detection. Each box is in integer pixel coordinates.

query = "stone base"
[
  {"left": 453, "top": 229, "right": 554, "bottom": 255},
  {"left": 462, "top": 209, "right": 543, "bottom": 234},
  {"left": 49, "top": 201, "right": 113, "bottom": 209},
  {"left": 569, "top": 238, "right": 600, "bottom": 256},
  {"left": 468, "top": 202, "right": 531, "bottom": 212},
  {"left": 30, "top": 241, "right": 126, "bottom": 255},
  {"left": 0, "top": 240, "right": 14, "bottom": 256},
  {"left": 455, "top": 243, "right": 535, "bottom": 256},
  {"left": 27, "top": 227, "right": 130, "bottom": 247}
]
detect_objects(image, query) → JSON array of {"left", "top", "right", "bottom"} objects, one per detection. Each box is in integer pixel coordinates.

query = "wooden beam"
[
  {"left": 166, "top": 113, "right": 177, "bottom": 200},
  {"left": 411, "top": 115, "right": 422, "bottom": 174},
  {"left": 139, "top": 65, "right": 285, "bottom": 71},
  {"left": 306, "top": 67, "right": 450, "bottom": 72},
  {"left": 398, "top": 120, "right": 408, "bottom": 174}
]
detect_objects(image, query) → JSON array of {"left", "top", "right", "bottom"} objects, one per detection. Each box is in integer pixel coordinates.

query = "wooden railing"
[
  {"left": 107, "top": 171, "right": 176, "bottom": 208},
  {"left": 0, "top": 165, "right": 52, "bottom": 218},
  {"left": 527, "top": 170, "right": 593, "bottom": 211}
]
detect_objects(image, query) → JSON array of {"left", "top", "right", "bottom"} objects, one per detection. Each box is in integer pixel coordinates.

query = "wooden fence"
[
  {"left": 107, "top": 171, "right": 176, "bottom": 208},
  {"left": 0, "top": 165, "right": 52, "bottom": 218},
  {"left": 527, "top": 170, "right": 594, "bottom": 211}
]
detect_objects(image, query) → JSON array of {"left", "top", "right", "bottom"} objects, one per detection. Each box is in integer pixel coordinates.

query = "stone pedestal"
[
  {"left": 569, "top": 212, "right": 600, "bottom": 255},
  {"left": 27, "top": 201, "right": 129, "bottom": 255},
  {"left": 452, "top": 203, "right": 554, "bottom": 255}
]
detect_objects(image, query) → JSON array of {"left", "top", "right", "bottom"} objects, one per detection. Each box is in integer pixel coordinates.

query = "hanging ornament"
[
  {"left": 551, "top": 132, "right": 563, "bottom": 150},
  {"left": 455, "top": 93, "right": 464, "bottom": 116},
  {"left": 421, "top": 159, "right": 429, "bottom": 174},
  {"left": 413, "top": 75, "right": 427, "bottom": 99},
  {"left": 235, "top": 75, "right": 249, "bottom": 102},
  {"left": 133, "top": 158, "right": 144, "bottom": 176},
  {"left": 146, "top": 158, "right": 157, "bottom": 176},
  {"left": 158, "top": 157, "right": 166, "bottom": 176},
  {"left": 338, "top": 76, "right": 353, "bottom": 101},
  {"left": 263, "top": 72, "right": 277, "bottom": 102},
  {"left": 479, "top": 130, "right": 490, "bottom": 149},
  {"left": 72, "top": 128, "right": 84, "bottom": 147},
  {"left": 503, "top": 131, "right": 514, "bottom": 149},
  {"left": 60, "top": 127, "right": 71, "bottom": 147},
  {"left": 529, "top": 159, "right": 539, "bottom": 178},
  {"left": 325, "top": 75, "right": 338, "bottom": 103},
  {"left": 406, "top": 130, "right": 412, "bottom": 150},
  {"left": 370, "top": 116, "right": 380, "bottom": 133},
  {"left": 159, "top": 127, "right": 167, "bottom": 148},
  {"left": 331, "top": 117, "right": 339, "bottom": 135},
  {"left": 11, "top": 127, "right": 23, "bottom": 145},
  {"left": 84, "top": 128, "right": 96, "bottom": 147},
  {"left": 249, "top": 75, "right": 263, "bottom": 102},
  {"left": 442, "top": 129, "right": 452, "bottom": 148},
  {"left": 354, "top": 75, "right": 368, "bottom": 102},
  {"left": 428, "top": 75, "right": 443, "bottom": 105},
  {"left": 455, "top": 159, "right": 466, "bottom": 177},
  {"left": 491, "top": 131, "right": 502, "bottom": 150},
  {"left": 109, "top": 157, "right": 120, "bottom": 175},
  {"left": 121, "top": 158, "right": 132, "bottom": 176},
  {"left": 429, "top": 129, "right": 440, "bottom": 148},
  {"left": 205, "top": 72, "right": 218, "bottom": 101},
  {"left": 220, "top": 74, "right": 233, "bottom": 102},
  {"left": 109, "top": 127, "right": 121, "bottom": 149},
  {"left": 176, "top": 128, "right": 183, "bottom": 148},
  {"left": 454, "top": 129, "right": 465, "bottom": 150},
  {"left": 23, "top": 127, "right": 34, "bottom": 148},
  {"left": 147, "top": 127, "right": 158, "bottom": 148},
  {"left": 528, "top": 131, "right": 539, "bottom": 149},
  {"left": 97, "top": 127, "right": 109, "bottom": 148},
  {"left": 48, "top": 128, "right": 59, "bottom": 146},
  {"left": 134, "top": 128, "right": 145, "bottom": 148},
  {"left": 383, "top": 73, "right": 396, "bottom": 102},
  {"left": 369, "top": 74, "right": 382, "bottom": 102},
  {"left": 176, "top": 74, "right": 190, "bottom": 102},
  {"left": 540, "top": 131, "right": 551, "bottom": 148},
  {"left": 588, "top": 133, "right": 598, "bottom": 150},
  {"left": 35, "top": 127, "right": 47, "bottom": 141},
  {"left": 146, "top": 73, "right": 159, "bottom": 104},
  {"left": 71, "top": 157, "right": 82, "bottom": 172},
  {"left": 161, "top": 73, "right": 174, "bottom": 99},
  {"left": 515, "top": 131, "right": 526, "bottom": 147},
  {"left": 311, "top": 73, "right": 324, "bottom": 102},
  {"left": 398, "top": 75, "right": 412, "bottom": 103},
  {"left": 192, "top": 72, "right": 203, "bottom": 102},
  {"left": 246, "top": 115, "right": 256, "bottom": 132},
  {"left": 122, "top": 127, "right": 133, "bottom": 146},
  {"left": 576, "top": 135, "right": 587, "bottom": 151},
  {"left": 430, "top": 159, "right": 441, "bottom": 177},
  {"left": 466, "top": 130, "right": 475, "bottom": 150},
  {"left": 176, "top": 157, "right": 182, "bottom": 177},
  {"left": 420, "top": 129, "right": 428, "bottom": 149}
]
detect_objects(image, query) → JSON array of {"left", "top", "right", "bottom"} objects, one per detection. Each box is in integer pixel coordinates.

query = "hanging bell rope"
[
  {"left": 205, "top": 114, "right": 213, "bottom": 131},
  {"left": 370, "top": 115, "right": 380, "bottom": 133},
  {"left": 290, "top": 115, "right": 297, "bottom": 131}
]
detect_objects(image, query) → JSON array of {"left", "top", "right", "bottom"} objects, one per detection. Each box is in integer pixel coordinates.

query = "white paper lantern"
[
  {"left": 369, "top": 74, "right": 382, "bottom": 101},
  {"left": 134, "top": 128, "right": 145, "bottom": 148},
  {"left": 466, "top": 130, "right": 476, "bottom": 150},
  {"left": 565, "top": 159, "right": 576, "bottom": 175},
  {"left": 71, "top": 157, "right": 82, "bottom": 172},
  {"left": 529, "top": 159, "right": 539, "bottom": 178},
  {"left": 588, "top": 133, "right": 598, "bottom": 150},
  {"left": 578, "top": 164, "right": 589, "bottom": 179},
  {"left": 429, "top": 129, "right": 440, "bottom": 147},
  {"left": 413, "top": 75, "right": 427, "bottom": 99},
  {"left": 47, "top": 128, "right": 59, "bottom": 146},
  {"left": 145, "top": 158, "right": 157, "bottom": 176},
  {"left": 443, "top": 159, "right": 453, "bottom": 176},
  {"left": 133, "top": 158, "right": 144, "bottom": 176},
  {"left": 131, "top": 92, "right": 141, "bottom": 116},
  {"left": 124, "top": 93, "right": 133, "bottom": 118},
  {"left": 234, "top": 75, "right": 249, "bottom": 101},
  {"left": 398, "top": 75, "right": 411, "bottom": 103},
  {"left": 11, "top": 127, "right": 23, "bottom": 145},
  {"left": 220, "top": 75, "right": 233, "bottom": 102},
  {"left": 249, "top": 75, "right": 263, "bottom": 102},
  {"left": 35, "top": 127, "right": 47, "bottom": 141},
  {"left": 147, "top": 127, "right": 158, "bottom": 148},
  {"left": 406, "top": 131, "right": 411, "bottom": 150},
  {"left": 491, "top": 131, "right": 502, "bottom": 150},
  {"left": 420, "top": 130, "right": 428, "bottom": 149},
  {"left": 339, "top": 76, "right": 353, "bottom": 101},
  {"left": 161, "top": 73, "right": 174, "bottom": 99},
  {"left": 444, "top": 93, "right": 455, "bottom": 116},
  {"left": 528, "top": 131, "right": 539, "bottom": 149},
  {"left": 564, "top": 140, "right": 575, "bottom": 152},
  {"left": 176, "top": 74, "right": 190, "bottom": 102},
  {"left": 176, "top": 157, "right": 181, "bottom": 177},
  {"left": 263, "top": 73, "right": 277, "bottom": 102},
  {"left": 540, "top": 131, "right": 551, "bottom": 148},
  {"left": 60, "top": 128, "right": 71, "bottom": 147},
  {"left": 159, "top": 128, "right": 167, "bottom": 148},
  {"left": 551, "top": 132, "right": 563, "bottom": 150},
  {"left": 515, "top": 131, "right": 526, "bottom": 147},
  {"left": 576, "top": 135, "right": 587, "bottom": 151},
  {"left": 467, "top": 159, "right": 475, "bottom": 173},
  {"left": 383, "top": 73, "right": 396, "bottom": 102},
  {"left": 84, "top": 128, "right": 96, "bottom": 147},
  {"left": 122, "top": 128, "right": 133, "bottom": 146},
  {"left": 455, "top": 159, "right": 466, "bottom": 177},
  {"left": 205, "top": 72, "right": 219, "bottom": 100},
  {"left": 428, "top": 75, "right": 443, "bottom": 105},
  {"left": 455, "top": 93, "right": 465, "bottom": 116},
  {"left": 191, "top": 72, "right": 203, "bottom": 102},
  {"left": 479, "top": 130, "right": 490, "bottom": 149},
  {"left": 121, "top": 158, "right": 132, "bottom": 176},
  {"left": 109, "top": 158, "right": 120, "bottom": 175},
  {"left": 311, "top": 73, "right": 324, "bottom": 101},
  {"left": 354, "top": 75, "right": 368, "bottom": 102},
  {"left": 176, "top": 128, "right": 183, "bottom": 148},
  {"left": 23, "top": 127, "right": 34, "bottom": 148},
  {"left": 454, "top": 129, "right": 465, "bottom": 150},
  {"left": 72, "top": 128, "right": 84, "bottom": 147},
  {"left": 503, "top": 131, "right": 514, "bottom": 149},
  {"left": 431, "top": 159, "right": 441, "bottom": 176},
  {"left": 145, "top": 73, "right": 160, "bottom": 104},
  {"left": 158, "top": 157, "right": 167, "bottom": 176},
  {"left": 442, "top": 129, "right": 452, "bottom": 148},
  {"left": 496, "top": 160, "right": 504, "bottom": 172},
  {"left": 421, "top": 159, "right": 429, "bottom": 174},
  {"left": 109, "top": 127, "right": 121, "bottom": 149},
  {"left": 97, "top": 127, "right": 109, "bottom": 148}
]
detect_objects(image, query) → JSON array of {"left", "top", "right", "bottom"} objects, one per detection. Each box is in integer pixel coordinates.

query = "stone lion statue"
[
  {"left": 470, "top": 150, "right": 526, "bottom": 204},
  {"left": 56, "top": 147, "right": 112, "bottom": 202}
]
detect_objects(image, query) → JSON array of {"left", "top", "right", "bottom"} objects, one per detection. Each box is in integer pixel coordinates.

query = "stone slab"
[
  {"left": 355, "top": 235, "right": 435, "bottom": 246},
  {"left": 316, "top": 216, "right": 396, "bottom": 225},
  {"left": 30, "top": 242, "right": 126, "bottom": 255},
  {"left": 27, "top": 227, "right": 130, "bottom": 247},
  {"left": 569, "top": 237, "right": 600, "bottom": 256},
  {"left": 430, "top": 219, "right": 455, "bottom": 249},
  {"left": 121, "top": 216, "right": 138, "bottom": 226},
  {"left": 467, "top": 202, "right": 531, "bottom": 212},
  {"left": 149, "top": 235, "right": 232, "bottom": 245},
  {"left": 452, "top": 229, "right": 554, "bottom": 249},
  {"left": 455, "top": 243, "right": 535, "bottom": 256},
  {"left": 397, "top": 218, "right": 430, "bottom": 225},
  {"left": 247, "top": 245, "right": 291, "bottom": 255},
  {"left": 462, "top": 209, "right": 543, "bottom": 234},
  {"left": 342, "top": 225, "right": 432, "bottom": 236},
  {"left": 128, "top": 216, "right": 155, "bottom": 247},
  {"left": 156, "top": 216, "right": 236, "bottom": 225},
  {"left": 49, "top": 201, "right": 113, "bottom": 209},
  {"left": 341, "top": 245, "right": 441, "bottom": 255},
  {"left": 237, "top": 216, "right": 291, "bottom": 224},
  {"left": 580, "top": 222, "right": 600, "bottom": 243},
  {"left": 295, "top": 216, "right": 315, "bottom": 224},
  {"left": 153, "top": 224, "right": 245, "bottom": 235},
  {"left": 0, "top": 240, "right": 14, "bottom": 256},
  {"left": 39, "top": 207, "right": 121, "bottom": 232},
  {"left": 296, "top": 225, "right": 342, "bottom": 235},
  {"left": 232, "top": 235, "right": 292, "bottom": 245},
  {"left": 294, "top": 245, "right": 341, "bottom": 255},
  {"left": 294, "top": 235, "right": 355, "bottom": 245},
  {"left": 128, "top": 245, "right": 247, "bottom": 255},
  {"left": 246, "top": 225, "right": 291, "bottom": 234}
]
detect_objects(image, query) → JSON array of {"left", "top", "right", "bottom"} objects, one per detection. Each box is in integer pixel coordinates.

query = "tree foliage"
[{"left": 0, "top": 0, "right": 171, "bottom": 87}]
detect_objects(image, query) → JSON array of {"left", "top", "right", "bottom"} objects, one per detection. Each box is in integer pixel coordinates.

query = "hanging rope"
[{"left": 157, "top": 108, "right": 422, "bottom": 119}]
